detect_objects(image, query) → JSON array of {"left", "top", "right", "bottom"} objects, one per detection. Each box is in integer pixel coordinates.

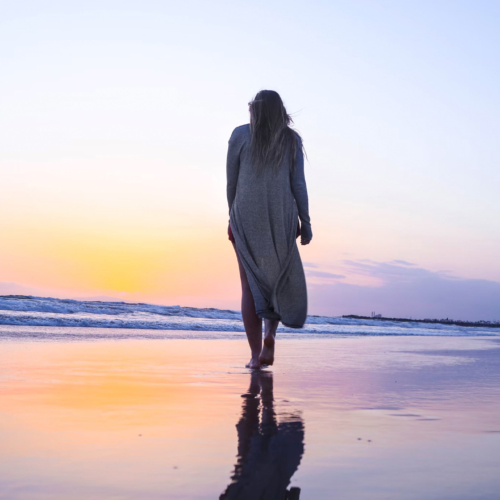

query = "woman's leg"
[
  {"left": 233, "top": 244, "right": 262, "bottom": 368},
  {"left": 259, "top": 319, "right": 279, "bottom": 366}
]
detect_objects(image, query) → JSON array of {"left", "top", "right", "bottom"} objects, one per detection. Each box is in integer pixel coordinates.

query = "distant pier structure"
[{"left": 371, "top": 311, "right": 382, "bottom": 318}]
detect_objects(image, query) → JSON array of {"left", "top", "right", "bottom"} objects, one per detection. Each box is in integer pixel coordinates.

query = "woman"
[{"left": 227, "top": 90, "right": 312, "bottom": 369}]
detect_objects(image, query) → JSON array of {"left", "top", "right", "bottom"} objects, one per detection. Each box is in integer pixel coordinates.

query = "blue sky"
[{"left": 1, "top": 1, "right": 499, "bottom": 319}]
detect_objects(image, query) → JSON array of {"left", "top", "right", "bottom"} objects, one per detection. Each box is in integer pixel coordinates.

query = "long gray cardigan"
[{"left": 227, "top": 124, "right": 312, "bottom": 328}]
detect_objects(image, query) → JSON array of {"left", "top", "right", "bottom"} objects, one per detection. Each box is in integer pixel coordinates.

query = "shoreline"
[{"left": 1, "top": 324, "right": 499, "bottom": 342}]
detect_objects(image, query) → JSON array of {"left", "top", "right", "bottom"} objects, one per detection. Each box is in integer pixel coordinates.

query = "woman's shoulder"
[
  {"left": 229, "top": 124, "right": 251, "bottom": 142},
  {"left": 293, "top": 130, "right": 303, "bottom": 147}
]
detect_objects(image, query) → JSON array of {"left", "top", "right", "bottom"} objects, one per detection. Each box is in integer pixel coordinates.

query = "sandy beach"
[{"left": 1, "top": 330, "right": 499, "bottom": 499}]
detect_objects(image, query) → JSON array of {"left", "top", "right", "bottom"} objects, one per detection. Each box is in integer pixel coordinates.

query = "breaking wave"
[{"left": 0, "top": 295, "right": 498, "bottom": 339}]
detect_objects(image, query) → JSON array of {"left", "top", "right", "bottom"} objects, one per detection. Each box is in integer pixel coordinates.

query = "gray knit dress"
[{"left": 227, "top": 124, "right": 312, "bottom": 328}]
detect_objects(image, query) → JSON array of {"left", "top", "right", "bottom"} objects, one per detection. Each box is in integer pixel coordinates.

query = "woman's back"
[{"left": 228, "top": 124, "right": 299, "bottom": 281}]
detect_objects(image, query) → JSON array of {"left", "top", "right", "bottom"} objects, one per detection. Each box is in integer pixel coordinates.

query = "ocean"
[{"left": 0, "top": 295, "right": 498, "bottom": 340}]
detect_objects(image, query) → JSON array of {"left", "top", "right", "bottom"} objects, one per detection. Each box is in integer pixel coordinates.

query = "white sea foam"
[{"left": 0, "top": 295, "right": 498, "bottom": 339}]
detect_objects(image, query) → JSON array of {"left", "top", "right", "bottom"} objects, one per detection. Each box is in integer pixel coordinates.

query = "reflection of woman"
[
  {"left": 227, "top": 90, "right": 312, "bottom": 369},
  {"left": 220, "top": 371, "right": 304, "bottom": 500}
]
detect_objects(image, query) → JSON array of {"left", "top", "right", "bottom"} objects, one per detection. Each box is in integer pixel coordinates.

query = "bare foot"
[
  {"left": 259, "top": 335, "right": 275, "bottom": 366},
  {"left": 245, "top": 357, "right": 261, "bottom": 370}
]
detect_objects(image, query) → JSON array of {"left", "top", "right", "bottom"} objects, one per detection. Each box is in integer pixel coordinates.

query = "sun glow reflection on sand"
[{"left": 1, "top": 336, "right": 500, "bottom": 499}]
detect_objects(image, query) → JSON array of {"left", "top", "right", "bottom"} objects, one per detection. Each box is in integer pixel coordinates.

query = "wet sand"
[{"left": 1, "top": 334, "right": 500, "bottom": 499}]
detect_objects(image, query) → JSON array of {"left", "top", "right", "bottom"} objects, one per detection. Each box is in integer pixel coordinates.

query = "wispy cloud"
[
  {"left": 0, "top": 282, "right": 44, "bottom": 296},
  {"left": 0, "top": 282, "right": 134, "bottom": 303},
  {"left": 305, "top": 270, "right": 345, "bottom": 279},
  {"left": 343, "top": 259, "right": 446, "bottom": 283},
  {"left": 391, "top": 260, "right": 416, "bottom": 266},
  {"left": 308, "top": 260, "right": 500, "bottom": 321}
]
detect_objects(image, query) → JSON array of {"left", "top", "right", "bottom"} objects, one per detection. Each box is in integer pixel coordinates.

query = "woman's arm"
[
  {"left": 226, "top": 128, "right": 241, "bottom": 213},
  {"left": 291, "top": 139, "right": 313, "bottom": 244}
]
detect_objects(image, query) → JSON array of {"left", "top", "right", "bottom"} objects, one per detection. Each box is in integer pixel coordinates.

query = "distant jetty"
[{"left": 343, "top": 315, "right": 500, "bottom": 328}]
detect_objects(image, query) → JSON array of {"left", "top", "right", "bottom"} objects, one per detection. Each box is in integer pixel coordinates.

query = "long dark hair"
[{"left": 249, "top": 90, "right": 302, "bottom": 174}]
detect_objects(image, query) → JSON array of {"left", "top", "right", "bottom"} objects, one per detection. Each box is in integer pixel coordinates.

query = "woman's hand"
[{"left": 299, "top": 223, "right": 312, "bottom": 245}]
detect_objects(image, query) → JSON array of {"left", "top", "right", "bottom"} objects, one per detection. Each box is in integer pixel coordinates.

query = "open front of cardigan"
[{"left": 226, "top": 124, "right": 312, "bottom": 328}]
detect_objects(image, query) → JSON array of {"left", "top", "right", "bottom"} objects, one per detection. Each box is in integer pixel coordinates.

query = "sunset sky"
[{"left": 1, "top": 1, "right": 499, "bottom": 320}]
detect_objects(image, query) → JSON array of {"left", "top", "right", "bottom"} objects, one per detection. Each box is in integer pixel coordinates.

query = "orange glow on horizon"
[{"left": 0, "top": 216, "right": 241, "bottom": 302}]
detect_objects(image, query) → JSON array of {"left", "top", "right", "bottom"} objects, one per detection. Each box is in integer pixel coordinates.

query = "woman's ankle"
[{"left": 251, "top": 351, "right": 261, "bottom": 361}]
